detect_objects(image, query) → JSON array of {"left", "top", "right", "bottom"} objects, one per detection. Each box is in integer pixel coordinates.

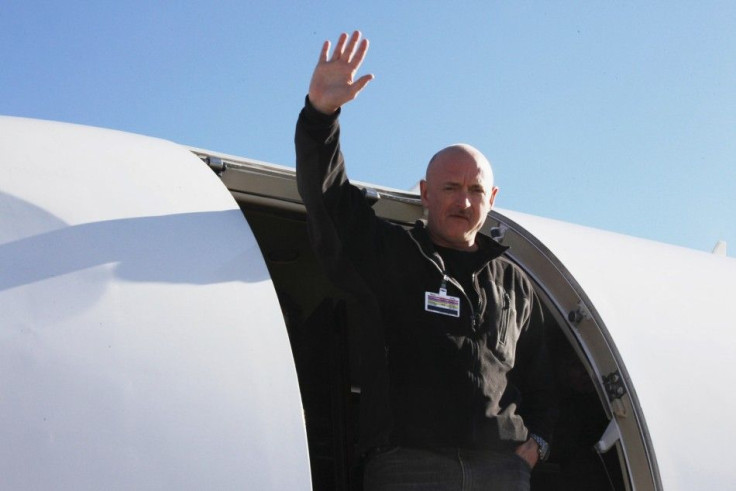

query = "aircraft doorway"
[{"left": 207, "top": 152, "right": 658, "bottom": 490}]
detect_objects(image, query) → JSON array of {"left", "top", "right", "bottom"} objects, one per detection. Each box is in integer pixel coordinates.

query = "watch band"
[{"left": 529, "top": 433, "right": 550, "bottom": 462}]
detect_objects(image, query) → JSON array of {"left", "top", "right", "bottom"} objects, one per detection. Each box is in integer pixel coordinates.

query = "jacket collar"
[{"left": 409, "top": 220, "right": 508, "bottom": 269}]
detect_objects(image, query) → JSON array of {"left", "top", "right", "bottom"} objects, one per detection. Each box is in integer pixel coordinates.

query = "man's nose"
[{"left": 455, "top": 191, "right": 471, "bottom": 208}]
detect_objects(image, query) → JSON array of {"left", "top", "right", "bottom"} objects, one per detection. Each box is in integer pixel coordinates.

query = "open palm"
[{"left": 308, "top": 31, "right": 374, "bottom": 114}]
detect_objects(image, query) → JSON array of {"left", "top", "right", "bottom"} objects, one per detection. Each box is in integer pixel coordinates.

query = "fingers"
[
  {"left": 318, "top": 40, "right": 330, "bottom": 63},
  {"left": 352, "top": 73, "right": 375, "bottom": 95},
  {"left": 326, "top": 31, "right": 367, "bottom": 64},
  {"left": 352, "top": 37, "right": 369, "bottom": 69},
  {"left": 344, "top": 31, "right": 361, "bottom": 62},
  {"left": 330, "top": 32, "right": 349, "bottom": 61}
]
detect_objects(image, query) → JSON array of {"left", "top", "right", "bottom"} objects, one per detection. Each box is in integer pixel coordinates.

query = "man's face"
[{"left": 420, "top": 147, "right": 498, "bottom": 251}]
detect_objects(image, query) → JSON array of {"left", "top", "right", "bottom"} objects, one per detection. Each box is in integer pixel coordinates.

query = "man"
[{"left": 296, "top": 31, "right": 556, "bottom": 491}]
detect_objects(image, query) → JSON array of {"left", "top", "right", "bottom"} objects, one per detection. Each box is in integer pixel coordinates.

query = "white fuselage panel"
[
  {"left": 500, "top": 208, "right": 736, "bottom": 490},
  {"left": 0, "top": 117, "right": 311, "bottom": 490}
]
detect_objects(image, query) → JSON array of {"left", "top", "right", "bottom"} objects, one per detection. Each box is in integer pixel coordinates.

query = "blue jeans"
[{"left": 363, "top": 446, "right": 531, "bottom": 491}]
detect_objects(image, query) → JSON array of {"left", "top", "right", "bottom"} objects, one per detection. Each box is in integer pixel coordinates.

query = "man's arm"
[
  {"left": 515, "top": 437, "right": 541, "bottom": 468},
  {"left": 513, "top": 289, "right": 558, "bottom": 468},
  {"left": 295, "top": 31, "right": 381, "bottom": 292},
  {"left": 308, "top": 31, "right": 374, "bottom": 115},
  {"left": 296, "top": 30, "right": 374, "bottom": 213}
]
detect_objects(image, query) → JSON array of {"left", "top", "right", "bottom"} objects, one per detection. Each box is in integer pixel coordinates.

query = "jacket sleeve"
[
  {"left": 294, "top": 97, "right": 383, "bottom": 291},
  {"left": 512, "top": 287, "right": 559, "bottom": 445}
]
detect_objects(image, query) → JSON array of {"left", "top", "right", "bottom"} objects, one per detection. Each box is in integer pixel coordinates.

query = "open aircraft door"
[
  {"left": 0, "top": 116, "right": 312, "bottom": 490},
  {"left": 205, "top": 145, "right": 736, "bottom": 490}
]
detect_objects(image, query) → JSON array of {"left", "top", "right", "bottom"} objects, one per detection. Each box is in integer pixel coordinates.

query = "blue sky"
[{"left": 2, "top": 1, "right": 734, "bottom": 255}]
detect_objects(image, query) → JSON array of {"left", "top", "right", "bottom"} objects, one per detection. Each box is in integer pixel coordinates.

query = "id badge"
[{"left": 425, "top": 289, "right": 460, "bottom": 317}]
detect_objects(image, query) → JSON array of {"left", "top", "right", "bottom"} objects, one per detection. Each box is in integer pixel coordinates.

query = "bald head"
[{"left": 426, "top": 144, "right": 494, "bottom": 188}]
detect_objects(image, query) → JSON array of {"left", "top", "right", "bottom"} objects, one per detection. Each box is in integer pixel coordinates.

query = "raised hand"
[{"left": 308, "top": 31, "right": 375, "bottom": 114}]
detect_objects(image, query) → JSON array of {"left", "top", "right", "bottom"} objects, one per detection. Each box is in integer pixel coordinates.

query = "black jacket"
[{"left": 295, "top": 99, "right": 556, "bottom": 453}]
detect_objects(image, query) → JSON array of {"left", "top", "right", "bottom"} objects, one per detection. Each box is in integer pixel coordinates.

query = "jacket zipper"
[
  {"left": 498, "top": 292, "right": 511, "bottom": 347},
  {"left": 410, "top": 233, "right": 493, "bottom": 442},
  {"left": 471, "top": 272, "right": 487, "bottom": 329},
  {"left": 408, "top": 234, "right": 478, "bottom": 331}
]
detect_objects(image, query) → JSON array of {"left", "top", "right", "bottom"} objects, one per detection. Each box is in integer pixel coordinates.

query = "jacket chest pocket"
[{"left": 487, "top": 283, "right": 522, "bottom": 367}]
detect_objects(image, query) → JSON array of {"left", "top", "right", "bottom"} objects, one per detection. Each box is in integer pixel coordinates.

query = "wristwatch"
[{"left": 529, "top": 433, "right": 550, "bottom": 462}]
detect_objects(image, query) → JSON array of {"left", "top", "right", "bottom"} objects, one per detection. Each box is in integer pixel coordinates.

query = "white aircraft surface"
[{"left": 2, "top": 115, "right": 735, "bottom": 490}]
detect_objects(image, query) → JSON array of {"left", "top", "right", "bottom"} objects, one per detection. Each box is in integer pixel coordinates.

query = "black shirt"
[{"left": 434, "top": 244, "right": 484, "bottom": 313}]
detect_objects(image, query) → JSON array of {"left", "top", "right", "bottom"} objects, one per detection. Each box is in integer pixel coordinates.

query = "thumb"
[{"left": 351, "top": 73, "right": 375, "bottom": 96}]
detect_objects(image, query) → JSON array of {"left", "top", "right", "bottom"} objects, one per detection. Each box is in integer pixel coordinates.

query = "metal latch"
[
  {"left": 490, "top": 225, "right": 507, "bottom": 243},
  {"left": 568, "top": 301, "right": 591, "bottom": 325},
  {"left": 363, "top": 188, "right": 381, "bottom": 206},
  {"left": 205, "top": 156, "right": 226, "bottom": 176},
  {"left": 594, "top": 418, "right": 622, "bottom": 454},
  {"left": 603, "top": 370, "right": 626, "bottom": 400},
  {"left": 602, "top": 370, "right": 627, "bottom": 417}
]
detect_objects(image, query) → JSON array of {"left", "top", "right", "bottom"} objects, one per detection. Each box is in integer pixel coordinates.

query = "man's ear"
[
  {"left": 420, "top": 179, "right": 429, "bottom": 207},
  {"left": 489, "top": 186, "right": 499, "bottom": 209}
]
